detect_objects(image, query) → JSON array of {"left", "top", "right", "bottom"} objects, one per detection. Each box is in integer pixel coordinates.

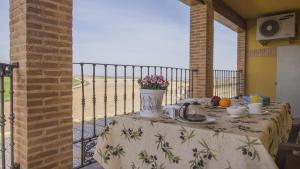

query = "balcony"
[
  {"left": 1, "top": 0, "right": 300, "bottom": 169},
  {"left": 1, "top": 62, "right": 241, "bottom": 168}
]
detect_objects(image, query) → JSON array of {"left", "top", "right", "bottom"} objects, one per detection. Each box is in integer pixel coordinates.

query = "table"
[{"left": 94, "top": 102, "right": 292, "bottom": 169}]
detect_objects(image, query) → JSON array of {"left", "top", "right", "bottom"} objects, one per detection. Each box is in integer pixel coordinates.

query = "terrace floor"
[
  {"left": 73, "top": 118, "right": 110, "bottom": 168},
  {"left": 82, "top": 163, "right": 103, "bottom": 169},
  {"left": 0, "top": 118, "right": 107, "bottom": 169}
]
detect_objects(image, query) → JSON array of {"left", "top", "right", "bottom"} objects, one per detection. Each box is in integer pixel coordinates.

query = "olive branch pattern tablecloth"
[{"left": 94, "top": 102, "right": 292, "bottom": 169}]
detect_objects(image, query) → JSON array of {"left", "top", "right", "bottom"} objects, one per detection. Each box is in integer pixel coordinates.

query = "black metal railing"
[
  {"left": 213, "top": 70, "right": 241, "bottom": 98},
  {"left": 71, "top": 63, "right": 242, "bottom": 168},
  {"left": 72, "top": 62, "right": 197, "bottom": 168},
  {"left": 0, "top": 62, "right": 241, "bottom": 169},
  {"left": 0, "top": 63, "right": 19, "bottom": 169}
]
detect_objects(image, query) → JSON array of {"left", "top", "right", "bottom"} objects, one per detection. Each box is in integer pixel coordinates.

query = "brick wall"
[
  {"left": 190, "top": 3, "right": 214, "bottom": 97},
  {"left": 237, "top": 31, "right": 246, "bottom": 95},
  {"left": 10, "top": 0, "right": 27, "bottom": 166},
  {"left": 10, "top": 0, "right": 73, "bottom": 168},
  {"left": 247, "top": 47, "right": 276, "bottom": 57}
]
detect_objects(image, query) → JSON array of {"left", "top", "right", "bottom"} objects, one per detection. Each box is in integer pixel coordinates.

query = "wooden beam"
[
  {"left": 199, "top": 0, "right": 207, "bottom": 4},
  {"left": 211, "top": 0, "right": 246, "bottom": 31},
  {"left": 214, "top": 11, "right": 240, "bottom": 32},
  {"left": 179, "top": 0, "right": 206, "bottom": 6},
  {"left": 179, "top": 0, "right": 246, "bottom": 31}
]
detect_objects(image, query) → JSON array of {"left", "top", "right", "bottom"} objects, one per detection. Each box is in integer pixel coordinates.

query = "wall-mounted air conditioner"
[{"left": 257, "top": 12, "right": 296, "bottom": 41}]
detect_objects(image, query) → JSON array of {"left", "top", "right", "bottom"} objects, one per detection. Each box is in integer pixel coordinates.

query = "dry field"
[
  {"left": 72, "top": 76, "right": 188, "bottom": 122},
  {"left": 3, "top": 76, "right": 188, "bottom": 125},
  {"left": 3, "top": 76, "right": 237, "bottom": 126}
]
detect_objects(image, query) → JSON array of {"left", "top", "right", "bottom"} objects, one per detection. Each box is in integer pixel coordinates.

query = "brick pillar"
[
  {"left": 190, "top": 3, "right": 214, "bottom": 97},
  {"left": 10, "top": 0, "right": 73, "bottom": 168},
  {"left": 237, "top": 31, "right": 246, "bottom": 95}
]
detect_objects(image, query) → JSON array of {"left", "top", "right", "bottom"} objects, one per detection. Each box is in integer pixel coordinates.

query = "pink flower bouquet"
[{"left": 138, "top": 75, "right": 169, "bottom": 90}]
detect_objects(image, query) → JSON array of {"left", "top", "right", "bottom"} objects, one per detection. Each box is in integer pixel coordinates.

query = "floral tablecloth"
[{"left": 94, "top": 102, "right": 292, "bottom": 169}]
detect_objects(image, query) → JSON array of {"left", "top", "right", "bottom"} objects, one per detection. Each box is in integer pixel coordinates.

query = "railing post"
[
  {"left": 9, "top": 64, "right": 15, "bottom": 169},
  {"left": 180, "top": 69, "right": 183, "bottom": 101},
  {"left": 80, "top": 63, "right": 85, "bottom": 166},
  {"left": 165, "top": 68, "right": 168, "bottom": 105},
  {"left": 170, "top": 68, "right": 173, "bottom": 104},
  {"left": 0, "top": 64, "right": 6, "bottom": 169},
  {"left": 191, "top": 70, "right": 195, "bottom": 98},
  {"left": 124, "top": 66, "right": 127, "bottom": 114},
  {"left": 104, "top": 65, "right": 108, "bottom": 125},
  {"left": 147, "top": 66, "right": 150, "bottom": 76},
  {"left": 132, "top": 66, "right": 135, "bottom": 113},
  {"left": 140, "top": 66, "right": 143, "bottom": 110},
  {"left": 184, "top": 69, "right": 187, "bottom": 99},
  {"left": 0, "top": 63, "right": 20, "bottom": 169},
  {"left": 175, "top": 68, "right": 178, "bottom": 104},
  {"left": 114, "top": 65, "right": 118, "bottom": 116},
  {"left": 92, "top": 64, "right": 96, "bottom": 137},
  {"left": 237, "top": 70, "right": 241, "bottom": 97}
]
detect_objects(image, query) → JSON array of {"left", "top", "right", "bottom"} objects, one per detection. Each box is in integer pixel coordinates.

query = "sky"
[{"left": 0, "top": 0, "right": 237, "bottom": 70}]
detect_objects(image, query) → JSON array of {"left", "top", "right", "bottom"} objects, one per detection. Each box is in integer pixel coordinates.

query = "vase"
[{"left": 140, "top": 89, "right": 165, "bottom": 118}]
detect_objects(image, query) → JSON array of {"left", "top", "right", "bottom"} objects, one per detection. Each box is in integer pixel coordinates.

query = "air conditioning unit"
[{"left": 256, "top": 12, "right": 296, "bottom": 41}]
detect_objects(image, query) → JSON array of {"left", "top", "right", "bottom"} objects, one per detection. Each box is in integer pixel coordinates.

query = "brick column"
[
  {"left": 10, "top": 0, "right": 73, "bottom": 168},
  {"left": 237, "top": 31, "right": 246, "bottom": 95},
  {"left": 190, "top": 3, "right": 214, "bottom": 97}
]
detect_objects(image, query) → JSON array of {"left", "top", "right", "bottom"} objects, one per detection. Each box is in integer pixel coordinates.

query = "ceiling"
[{"left": 223, "top": 0, "right": 300, "bottom": 19}]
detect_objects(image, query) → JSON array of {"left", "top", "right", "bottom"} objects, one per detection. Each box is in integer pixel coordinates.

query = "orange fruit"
[{"left": 219, "top": 98, "right": 231, "bottom": 107}]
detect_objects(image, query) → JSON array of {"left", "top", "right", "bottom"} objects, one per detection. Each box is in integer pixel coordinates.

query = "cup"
[
  {"left": 248, "top": 103, "right": 262, "bottom": 114},
  {"left": 250, "top": 95, "right": 261, "bottom": 103},
  {"left": 162, "top": 105, "right": 180, "bottom": 119}
]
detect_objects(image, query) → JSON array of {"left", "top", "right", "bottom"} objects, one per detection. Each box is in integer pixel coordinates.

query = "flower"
[{"left": 137, "top": 74, "right": 169, "bottom": 90}]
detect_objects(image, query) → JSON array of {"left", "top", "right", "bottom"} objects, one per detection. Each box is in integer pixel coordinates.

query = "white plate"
[
  {"left": 176, "top": 116, "right": 216, "bottom": 124},
  {"left": 249, "top": 111, "right": 269, "bottom": 115},
  {"left": 229, "top": 114, "right": 246, "bottom": 118}
]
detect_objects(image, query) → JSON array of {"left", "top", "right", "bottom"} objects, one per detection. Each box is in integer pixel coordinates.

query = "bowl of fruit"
[
  {"left": 211, "top": 96, "right": 232, "bottom": 108},
  {"left": 211, "top": 96, "right": 221, "bottom": 107}
]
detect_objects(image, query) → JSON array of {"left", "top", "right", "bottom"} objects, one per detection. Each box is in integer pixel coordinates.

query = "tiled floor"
[
  {"left": 73, "top": 118, "right": 110, "bottom": 168},
  {"left": 1, "top": 118, "right": 108, "bottom": 169},
  {"left": 81, "top": 163, "right": 103, "bottom": 169}
]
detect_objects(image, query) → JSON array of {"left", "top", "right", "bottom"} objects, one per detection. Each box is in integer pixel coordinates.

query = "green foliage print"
[
  {"left": 155, "top": 133, "right": 180, "bottom": 164},
  {"left": 131, "top": 162, "right": 141, "bottom": 169},
  {"left": 110, "top": 119, "right": 118, "bottom": 126},
  {"left": 179, "top": 127, "right": 195, "bottom": 144},
  {"left": 121, "top": 127, "right": 143, "bottom": 142},
  {"left": 97, "top": 144, "right": 125, "bottom": 164},
  {"left": 205, "top": 126, "right": 226, "bottom": 137},
  {"left": 100, "top": 120, "right": 118, "bottom": 140},
  {"left": 100, "top": 125, "right": 110, "bottom": 140},
  {"left": 237, "top": 136, "right": 261, "bottom": 161},
  {"left": 232, "top": 124, "right": 262, "bottom": 133},
  {"left": 189, "top": 140, "right": 217, "bottom": 169},
  {"left": 225, "top": 160, "right": 232, "bottom": 169},
  {"left": 139, "top": 150, "right": 165, "bottom": 169}
]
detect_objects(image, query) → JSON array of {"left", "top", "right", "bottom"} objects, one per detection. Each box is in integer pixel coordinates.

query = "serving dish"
[{"left": 227, "top": 106, "right": 247, "bottom": 118}]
